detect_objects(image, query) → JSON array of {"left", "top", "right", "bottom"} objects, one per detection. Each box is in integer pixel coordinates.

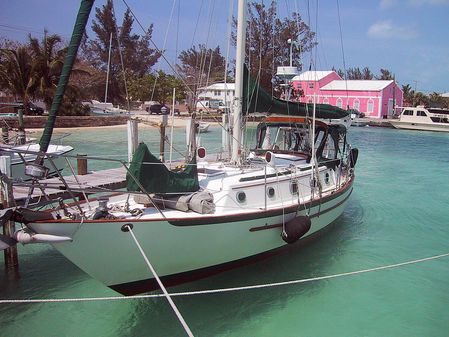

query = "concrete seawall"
[{"left": 1, "top": 115, "right": 131, "bottom": 129}]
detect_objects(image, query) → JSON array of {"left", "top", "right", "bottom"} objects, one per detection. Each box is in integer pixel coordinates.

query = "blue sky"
[{"left": 1, "top": 0, "right": 448, "bottom": 93}]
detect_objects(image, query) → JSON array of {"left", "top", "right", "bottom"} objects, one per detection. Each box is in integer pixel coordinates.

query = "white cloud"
[{"left": 367, "top": 20, "right": 418, "bottom": 39}]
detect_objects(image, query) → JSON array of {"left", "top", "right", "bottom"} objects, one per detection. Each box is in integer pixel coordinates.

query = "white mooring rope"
[
  {"left": 1, "top": 252, "right": 448, "bottom": 305},
  {"left": 124, "top": 224, "right": 194, "bottom": 337}
]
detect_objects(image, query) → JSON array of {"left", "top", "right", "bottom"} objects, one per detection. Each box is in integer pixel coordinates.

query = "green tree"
[
  {"left": 346, "top": 67, "right": 363, "bottom": 80},
  {"left": 402, "top": 84, "right": 414, "bottom": 106},
  {"left": 234, "top": 1, "right": 316, "bottom": 93},
  {"left": 127, "top": 71, "right": 186, "bottom": 104},
  {"left": 29, "top": 32, "right": 65, "bottom": 110},
  {"left": 361, "top": 67, "right": 374, "bottom": 80},
  {"left": 176, "top": 44, "right": 228, "bottom": 108},
  {"left": 177, "top": 44, "right": 228, "bottom": 84},
  {"left": 376, "top": 68, "right": 394, "bottom": 80},
  {"left": 0, "top": 46, "right": 36, "bottom": 143},
  {"left": 428, "top": 92, "right": 446, "bottom": 108},
  {"left": 412, "top": 91, "right": 429, "bottom": 107},
  {"left": 83, "top": 0, "right": 161, "bottom": 104},
  {"left": 151, "top": 71, "right": 186, "bottom": 104}
]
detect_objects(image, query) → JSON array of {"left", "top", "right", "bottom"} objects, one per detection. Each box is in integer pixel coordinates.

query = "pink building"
[{"left": 292, "top": 71, "right": 403, "bottom": 118}]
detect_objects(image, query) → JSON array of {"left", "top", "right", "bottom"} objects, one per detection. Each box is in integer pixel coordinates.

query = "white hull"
[
  {"left": 391, "top": 107, "right": 449, "bottom": 132},
  {"left": 389, "top": 120, "right": 449, "bottom": 132},
  {"left": 29, "top": 176, "right": 353, "bottom": 294}
]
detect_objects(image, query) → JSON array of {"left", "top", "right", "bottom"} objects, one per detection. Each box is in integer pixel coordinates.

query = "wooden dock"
[{"left": 13, "top": 167, "right": 127, "bottom": 206}]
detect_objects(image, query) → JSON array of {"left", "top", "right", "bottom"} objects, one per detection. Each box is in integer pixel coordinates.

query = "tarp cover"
[
  {"left": 243, "top": 66, "right": 349, "bottom": 119},
  {"left": 126, "top": 142, "right": 199, "bottom": 194}
]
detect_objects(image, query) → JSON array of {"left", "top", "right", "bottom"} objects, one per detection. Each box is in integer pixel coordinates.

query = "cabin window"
[
  {"left": 322, "top": 134, "right": 337, "bottom": 159},
  {"left": 336, "top": 98, "right": 343, "bottom": 108},
  {"left": 367, "top": 99, "right": 374, "bottom": 113},
  {"left": 417, "top": 110, "right": 427, "bottom": 117},
  {"left": 236, "top": 191, "right": 246, "bottom": 203},
  {"left": 403, "top": 110, "right": 414, "bottom": 116},
  {"left": 267, "top": 187, "right": 275, "bottom": 198},
  {"left": 325, "top": 172, "right": 330, "bottom": 185},
  {"left": 353, "top": 99, "right": 360, "bottom": 111}
]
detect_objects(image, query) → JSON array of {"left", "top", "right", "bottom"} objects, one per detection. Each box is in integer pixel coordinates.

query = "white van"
[{"left": 196, "top": 99, "right": 227, "bottom": 113}]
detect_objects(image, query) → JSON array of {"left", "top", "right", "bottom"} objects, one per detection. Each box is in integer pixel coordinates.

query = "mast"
[
  {"left": 104, "top": 32, "right": 113, "bottom": 105},
  {"left": 39, "top": 0, "right": 95, "bottom": 153},
  {"left": 231, "top": 0, "right": 247, "bottom": 164}
]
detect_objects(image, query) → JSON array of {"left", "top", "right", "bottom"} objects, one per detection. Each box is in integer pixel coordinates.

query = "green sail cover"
[
  {"left": 242, "top": 66, "right": 349, "bottom": 119},
  {"left": 126, "top": 143, "right": 199, "bottom": 194}
]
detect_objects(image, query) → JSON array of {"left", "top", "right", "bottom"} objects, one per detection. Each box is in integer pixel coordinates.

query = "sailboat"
[{"left": 0, "top": 0, "right": 358, "bottom": 296}]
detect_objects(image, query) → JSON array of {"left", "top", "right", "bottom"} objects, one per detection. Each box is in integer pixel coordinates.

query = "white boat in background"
[
  {"left": 83, "top": 100, "right": 127, "bottom": 115},
  {"left": 198, "top": 122, "right": 210, "bottom": 132},
  {"left": 0, "top": 143, "right": 73, "bottom": 181},
  {"left": 390, "top": 106, "right": 449, "bottom": 132}
]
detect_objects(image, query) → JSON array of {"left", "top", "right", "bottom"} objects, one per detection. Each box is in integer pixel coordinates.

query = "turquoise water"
[{"left": 1, "top": 125, "right": 449, "bottom": 336}]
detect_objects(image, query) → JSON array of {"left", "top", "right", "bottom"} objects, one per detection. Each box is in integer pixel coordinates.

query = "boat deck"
[{"left": 12, "top": 167, "right": 127, "bottom": 206}]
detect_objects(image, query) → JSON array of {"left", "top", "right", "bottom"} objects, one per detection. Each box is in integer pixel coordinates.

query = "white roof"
[
  {"left": 441, "top": 92, "right": 449, "bottom": 98},
  {"left": 292, "top": 71, "right": 336, "bottom": 81},
  {"left": 199, "top": 83, "right": 235, "bottom": 91},
  {"left": 321, "top": 80, "right": 394, "bottom": 91}
]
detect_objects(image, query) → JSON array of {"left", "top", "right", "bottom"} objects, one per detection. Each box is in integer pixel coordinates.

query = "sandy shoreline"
[{"left": 26, "top": 114, "right": 201, "bottom": 132}]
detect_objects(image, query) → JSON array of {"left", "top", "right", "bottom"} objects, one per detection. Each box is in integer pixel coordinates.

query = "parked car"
[
  {"left": 146, "top": 103, "right": 170, "bottom": 115},
  {"left": 14, "top": 102, "right": 44, "bottom": 115}
]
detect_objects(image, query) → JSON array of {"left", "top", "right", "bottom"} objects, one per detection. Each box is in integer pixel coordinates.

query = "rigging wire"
[
  {"left": 150, "top": 0, "right": 177, "bottom": 102},
  {"left": 111, "top": 0, "right": 131, "bottom": 112},
  {"left": 336, "top": 0, "right": 349, "bottom": 108}
]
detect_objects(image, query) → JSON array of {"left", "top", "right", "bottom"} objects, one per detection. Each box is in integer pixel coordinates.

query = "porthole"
[
  {"left": 290, "top": 181, "right": 298, "bottom": 195},
  {"left": 267, "top": 187, "right": 275, "bottom": 198},
  {"left": 236, "top": 191, "right": 246, "bottom": 203},
  {"left": 325, "top": 172, "right": 330, "bottom": 185}
]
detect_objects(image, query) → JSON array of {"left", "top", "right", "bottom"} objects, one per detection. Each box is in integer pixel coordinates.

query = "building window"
[
  {"left": 367, "top": 99, "right": 374, "bottom": 113},
  {"left": 308, "top": 82, "right": 314, "bottom": 89},
  {"left": 308, "top": 98, "right": 313, "bottom": 103},
  {"left": 214, "top": 90, "right": 220, "bottom": 96},
  {"left": 323, "top": 97, "right": 329, "bottom": 104},
  {"left": 336, "top": 98, "right": 343, "bottom": 108},
  {"left": 353, "top": 99, "right": 360, "bottom": 111}
]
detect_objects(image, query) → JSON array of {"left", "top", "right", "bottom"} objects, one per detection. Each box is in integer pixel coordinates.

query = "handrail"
[{"left": 0, "top": 147, "right": 167, "bottom": 219}]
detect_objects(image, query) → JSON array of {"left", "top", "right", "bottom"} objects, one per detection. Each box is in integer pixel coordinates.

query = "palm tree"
[
  {"left": 402, "top": 84, "right": 414, "bottom": 106},
  {"left": 0, "top": 46, "right": 37, "bottom": 144},
  {"left": 29, "top": 33, "right": 66, "bottom": 111}
]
